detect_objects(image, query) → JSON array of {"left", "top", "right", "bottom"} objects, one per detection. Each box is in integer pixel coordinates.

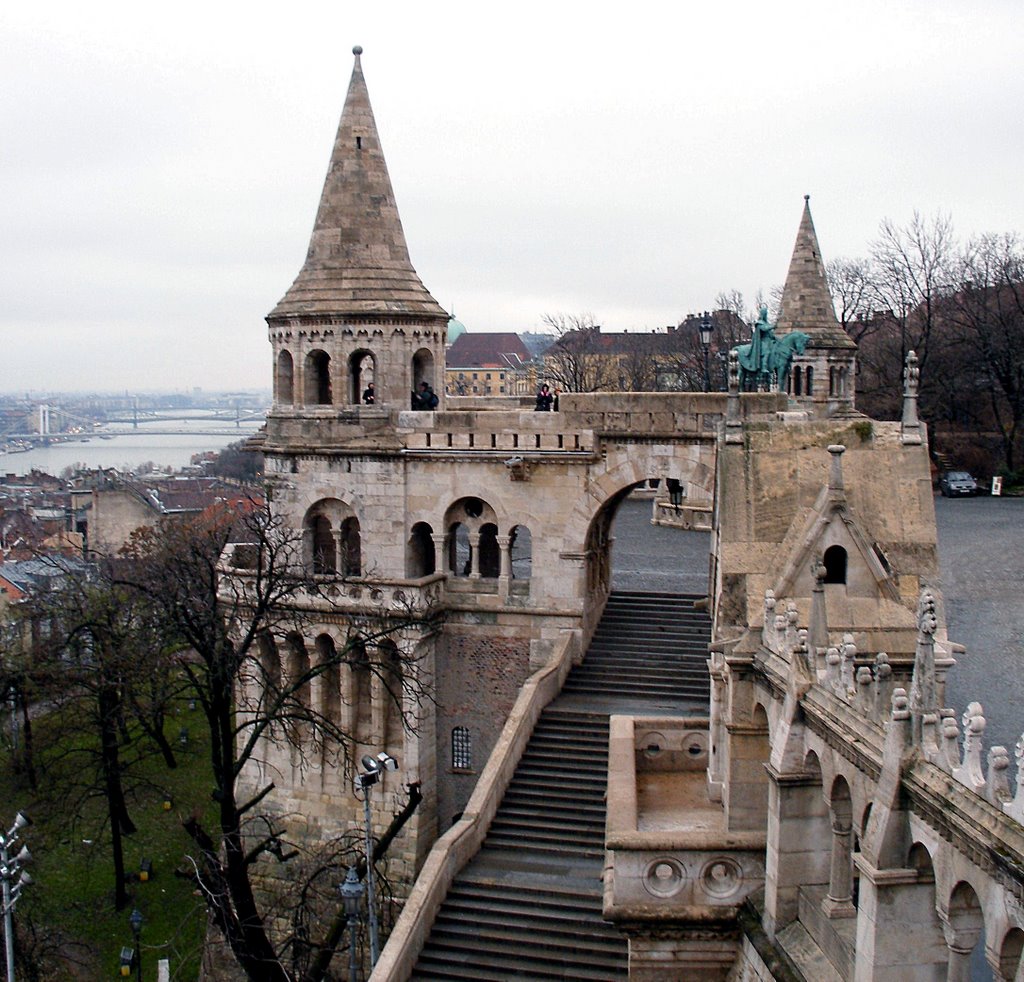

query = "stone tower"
[
  {"left": 267, "top": 46, "right": 448, "bottom": 411},
  {"left": 775, "top": 196, "right": 857, "bottom": 416}
]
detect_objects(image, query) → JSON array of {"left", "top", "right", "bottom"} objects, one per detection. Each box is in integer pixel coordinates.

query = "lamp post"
[
  {"left": 129, "top": 909, "right": 142, "bottom": 982},
  {"left": 0, "top": 812, "right": 31, "bottom": 982},
  {"left": 698, "top": 311, "right": 714, "bottom": 392},
  {"left": 339, "top": 866, "right": 364, "bottom": 982},
  {"left": 355, "top": 751, "right": 398, "bottom": 967}
]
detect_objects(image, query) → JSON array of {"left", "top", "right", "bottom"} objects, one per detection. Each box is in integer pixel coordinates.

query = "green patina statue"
[{"left": 734, "top": 306, "right": 809, "bottom": 391}]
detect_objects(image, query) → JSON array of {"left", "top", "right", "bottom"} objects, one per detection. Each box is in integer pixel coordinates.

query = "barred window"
[{"left": 452, "top": 726, "right": 472, "bottom": 770}]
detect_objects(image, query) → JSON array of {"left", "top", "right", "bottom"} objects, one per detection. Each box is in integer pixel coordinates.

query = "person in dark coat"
[
  {"left": 362, "top": 382, "right": 375, "bottom": 404},
  {"left": 535, "top": 384, "right": 553, "bottom": 411}
]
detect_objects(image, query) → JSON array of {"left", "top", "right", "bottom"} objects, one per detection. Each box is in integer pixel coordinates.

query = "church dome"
[{"left": 447, "top": 317, "right": 467, "bottom": 345}]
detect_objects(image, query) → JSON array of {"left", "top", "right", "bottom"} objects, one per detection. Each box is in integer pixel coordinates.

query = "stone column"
[
  {"left": 468, "top": 532, "right": 481, "bottom": 579},
  {"left": 293, "top": 347, "right": 305, "bottom": 408},
  {"left": 497, "top": 534, "right": 511, "bottom": 599},
  {"left": 331, "top": 529, "right": 343, "bottom": 575},
  {"left": 822, "top": 815, "right": 856, "bottom": 918},
  {"left": 430, "top": 533, "right": 445, "bottom": 577}
]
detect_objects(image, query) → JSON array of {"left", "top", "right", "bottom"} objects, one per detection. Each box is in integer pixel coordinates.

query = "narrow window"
[
  {"left": 356, "top": 136, "right": 362, "bottom": 149},
  {"left": 823, "top": 545, "right": 847, "bottom": 584},
  {"left": 452, "top": 726, "right": 472, "bottom": 769},
  {"left": 806, "top": 366, "right": 814, "bottom": 396}
]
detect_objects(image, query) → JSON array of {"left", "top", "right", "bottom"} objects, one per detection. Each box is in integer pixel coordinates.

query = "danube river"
[{"left": 1, "top": 418, "right": 263, "bottom": 477}]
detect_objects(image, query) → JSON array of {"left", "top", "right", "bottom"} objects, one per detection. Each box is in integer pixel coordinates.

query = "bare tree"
[
  {"left": 826, "top": 257, "right": 876, "bottom": 339},
  {"left": 539, "top": 312, "right": 614, "bottom": 392},
  {"left": 948, "top": 233, "right": 1024, "bottom": 471},
  {"left": 119, "top": 503, "right": 428, "bottom": 982}
]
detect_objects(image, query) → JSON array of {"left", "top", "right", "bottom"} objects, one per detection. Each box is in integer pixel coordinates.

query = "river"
[{"left": 0, "top": 418, "right": 264, "bottom": 477}]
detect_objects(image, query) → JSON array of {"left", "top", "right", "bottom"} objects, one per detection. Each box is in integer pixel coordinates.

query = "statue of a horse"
[{"left": 734, "top": 330, "right": 810, "bottom": 391}]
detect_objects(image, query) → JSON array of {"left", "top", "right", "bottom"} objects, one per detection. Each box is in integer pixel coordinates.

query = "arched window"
[
  {"left": 315, "top": 634, "right": 340, "bottom": 726},
  {"left": 258, "top": 632, "right": 281, "bottom": 691},
  {"left": 304, "top": 349, "right": 332, "bottom": 405},
  {"left": 407, "top": 522, "right": 435, "bottom": 577},
  {"left": 309, "top": 514, "right": 335, "bottom": 574},
  {"left": 340, "top": 517, "right": 361, "bottom": 576},
  {"left": 412, "top": 347, "right": 436, "bottom": 401},
  {"left": 448, "top": 522, "right": 471, "bottom": 576},
  {"left": 276, "top": 350, "right": 294, "bottom": 405},
  {"left": 285, "top": 633, "right": 311, "bottom": 738},
  {"left": 510, "top": 525, "right": 532, "bottom": 580},
  {"left": 349, "top": 350, "right": 375, "bottom": 405},
  {"left": 805, "top": 366, "right": 814, "bottom": 396},
  {"left": 823, "top": 545, "right": 847, "bottom": 585},
  {"left": 452, "top": 726, "right": 472, "bottom": 770},
  {"left": 478, "top": 523, "right": 500, "bottom": 578},
  {"left": 793, "top": 366, "right": 803, "bottom": 396}
]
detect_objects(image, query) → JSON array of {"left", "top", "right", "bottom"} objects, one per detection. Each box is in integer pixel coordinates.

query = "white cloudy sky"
[{"left": 2, "top": 1, "right": 1021, "bottom": 392}]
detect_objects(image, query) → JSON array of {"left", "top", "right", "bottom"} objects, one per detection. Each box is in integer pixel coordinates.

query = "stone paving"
[{"left": 610, "top": 492, "right": 1024, "bottom": 772}]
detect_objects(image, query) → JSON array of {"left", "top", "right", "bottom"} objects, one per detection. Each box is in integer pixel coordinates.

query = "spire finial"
[
  {"left": 353, "top": 45, "right": 363, "bottom": 56},
  {"left": 804, "top": 194, "right": 810, "bottom": 202}
]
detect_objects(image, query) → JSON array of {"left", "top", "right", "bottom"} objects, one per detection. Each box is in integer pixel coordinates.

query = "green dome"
[{"left": 447, "top": 317, "right": 467, "bottom": 344}]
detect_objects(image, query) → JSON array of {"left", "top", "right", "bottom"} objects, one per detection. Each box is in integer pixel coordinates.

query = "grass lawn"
[{"left": 0, "top": 698, "right": 215, "bottom": 980}]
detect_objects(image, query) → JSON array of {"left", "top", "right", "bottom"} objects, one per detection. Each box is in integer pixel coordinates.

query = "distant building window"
[
  {"left": 473, "top": 373, "right": 478, "bottom": 380},
  {"left": 486, "top": 373, "right": 492, "bottom": 380},
  {"left": 452, "top": 726, "right": 472, "bottom": 769}
]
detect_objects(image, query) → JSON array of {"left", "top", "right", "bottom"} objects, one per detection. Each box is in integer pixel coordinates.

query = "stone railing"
[
  {"left": 605, "top": 716, "right": 766, "bottom": 923},
  {"left": 369, "top": 628, "right": 581, "bottom": 982},
  {"left": 653, "top": 501, "right": 713, "bottom": 531}
]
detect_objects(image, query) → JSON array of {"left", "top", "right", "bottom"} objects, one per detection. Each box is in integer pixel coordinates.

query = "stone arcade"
[{"left": 229, "top": 48, "right": 1024, "bottom": 980}]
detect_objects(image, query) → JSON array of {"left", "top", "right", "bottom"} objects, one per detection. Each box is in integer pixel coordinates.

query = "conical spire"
[
  {"left": 269, "top": 47, "right": 447, "bottom": 321},
  {"left": 775, "top": 196, "right": 855, "bottom": 349}
]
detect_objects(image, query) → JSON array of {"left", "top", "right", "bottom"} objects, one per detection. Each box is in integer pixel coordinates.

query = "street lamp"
[
  {"left": 129, "top": 909, "right": 142, "bottom": 982},
  {"left": 339, "top": 866, "right": 365, "bottom": 982},
  {"left": 698, "top": 311, "right": 714, "bottom": 393},
  {"left": 355, "top": 751, "right": 398, "bottom": 967},
  {"left": 1, "top": 811, "right": 31, "bottom": 982}
]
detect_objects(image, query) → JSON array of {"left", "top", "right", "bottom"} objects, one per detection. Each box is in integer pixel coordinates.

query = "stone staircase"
[{"left": 410, "top": 591, "right": 711, "bottom": 980}]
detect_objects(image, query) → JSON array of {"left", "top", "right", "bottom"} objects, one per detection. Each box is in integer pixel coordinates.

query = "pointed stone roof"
[
  {"left": 269, "top": 47, "right": 447, "bottom": 322},
  {"left": 775, "top": 196, "right": 856, "bottom": 349}
]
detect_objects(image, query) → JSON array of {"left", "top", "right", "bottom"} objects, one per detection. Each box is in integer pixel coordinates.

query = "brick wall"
[{"left": 434, "top": 630, "right": 531, "bottom": 830}]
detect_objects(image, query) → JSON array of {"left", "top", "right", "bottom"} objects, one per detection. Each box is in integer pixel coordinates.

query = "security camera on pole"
[{"left": 355, "top": 751, "right": 398, "bottom": 967}]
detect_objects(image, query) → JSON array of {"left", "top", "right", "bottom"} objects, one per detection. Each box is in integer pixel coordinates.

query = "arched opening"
[
  {"left": 315, "top": 634, "right": 340, "bottom": 728},
  {"left": 448, "top": 522, "right": 471, "bottom": 576},
  {"left": 407, "top": 522, "right": 436, "bottom": 578},
  {"left": 309, "top": 514, "right": 336, "bottom": 574},
  {"left": 452, "top": 726, "right": 472, "bottom": 770},
  {"left": 276, "top": 350, "right": 294, "bottom": 405},
  {"left": 478, "top": 523, "right": 499, "bottom": 578},
  {"left": 285, "top": 633, "right": 311, "bottom": 741},
  {"left": 947, "top": 880, "right": 989, "bottom": 981},
  {"left": 792, "top": 365, "right": 803, "bottom": 396},
  {"left": 304, "top": 349, "right": 332, "bottom": 405},
  {"left": 348, "top": 639, "right": 371, "bottom": 744},
  {"left": 806, "top": 365, "right": 814, "bottom": 396},
  {"left": 999, "top": 927, "right": 1024, "bottom": 981},
  {"left": 379, "top": 640, "right": 404, "bottom": 745},
  {"left": 349, "top": 350, "right": 375, "bottom": 405},
  {"left": 340, "top": 517, "right": 361, "bottom": 576},
  {"left": 412, "top": 347, "right": 435, "bottom": 393},
  {"left": 510, "top": 525, "right": 532, "bottom": 580},
  {"left": 823, "top": 545, "right": 848, "bottom": 585},
  {"left": 824, "top": 775, "right": 855, "bottom": 917},
  {"left": 443, "top": 497, "right": 499, "bottom": 582},
  {"left": 258, "top": 632, "right": 281, "bottom": 692}
]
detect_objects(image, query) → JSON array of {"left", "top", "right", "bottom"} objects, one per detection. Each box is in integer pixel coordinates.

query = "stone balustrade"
[{"left": 370, "top": 629, "right": 581, "bottom": 982}]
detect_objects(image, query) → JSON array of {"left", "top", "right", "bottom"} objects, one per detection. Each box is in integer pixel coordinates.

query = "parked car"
[{"left": 939, "top": 470, "right": 978, "bottom": 497}]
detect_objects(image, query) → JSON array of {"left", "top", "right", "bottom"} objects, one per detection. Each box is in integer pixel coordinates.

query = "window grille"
[{"left": 452, "top": 726, "right": 472, "bottom": 769}]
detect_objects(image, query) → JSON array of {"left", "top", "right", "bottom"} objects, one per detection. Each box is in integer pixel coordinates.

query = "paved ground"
[
  {"left": 609, "top": 492, "right": 1024, "bottom": 765},
  {"left": 935, "top": 495, "right": 1024, "bottom": 761}
]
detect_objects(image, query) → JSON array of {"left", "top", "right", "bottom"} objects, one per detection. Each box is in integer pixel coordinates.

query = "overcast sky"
[{"left": 2, "top": 1, "right": 1022, "bottom": 393}]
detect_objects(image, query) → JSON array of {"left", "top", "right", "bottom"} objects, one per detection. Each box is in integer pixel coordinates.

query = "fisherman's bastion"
[{"left": 227, "top": 47, "right": 1024, "bottom": 981}]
